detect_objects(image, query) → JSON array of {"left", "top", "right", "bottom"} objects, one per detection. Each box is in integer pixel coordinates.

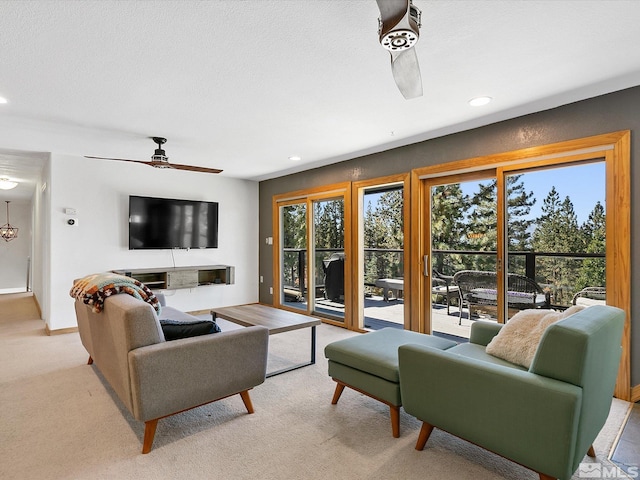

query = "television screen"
[{"left": 129, "top": 195, "right": 219, "bottom": 249}]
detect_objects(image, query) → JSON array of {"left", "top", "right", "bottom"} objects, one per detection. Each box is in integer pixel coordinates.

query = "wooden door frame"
[
  {"left": 272, "top": 182, "right": 352, "bottom": 328},
  {"left": 421, "top": 170, "right": 501, "bottom": 323},
  {"left": 351, "top": 174, "right": 410, "bottom": 331},
  {"left": 410, "top": 131, "right": 631, "bottom": 400}
]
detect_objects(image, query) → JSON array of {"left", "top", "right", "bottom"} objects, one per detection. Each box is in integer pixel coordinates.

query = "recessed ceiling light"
[
  {"left": 469, "top": 96, "right": 492, "bottom": 107},
  {"left": 0, "top": 97, "right": 8, "bottom": 104},
  {"left": 288, "top": 156, "right": 301, "bottom": 161}
]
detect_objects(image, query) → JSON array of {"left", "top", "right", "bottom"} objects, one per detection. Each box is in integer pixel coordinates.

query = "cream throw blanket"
[{"left": 485, "top": 305, "right": 585, "bottom": 369}]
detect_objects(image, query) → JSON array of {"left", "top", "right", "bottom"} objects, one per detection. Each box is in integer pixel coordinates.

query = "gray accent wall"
[{"left": 259, "top": 85, "right": 640, "bottom": 385}]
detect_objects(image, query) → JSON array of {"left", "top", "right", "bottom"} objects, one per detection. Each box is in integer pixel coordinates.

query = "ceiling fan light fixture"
[
  {"left": 152, "top": 162, "right": 172, "bottom": 169},
  {"left": 381, "top": 29, "right": 418, "bottom": 52},
  {"left": 0, "top": 177, "right": 18, "bottom": 190}
]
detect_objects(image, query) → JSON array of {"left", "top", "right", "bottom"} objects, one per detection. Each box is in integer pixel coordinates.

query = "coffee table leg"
[
  {"left": 267, "top": 325, "right": 317, "bottom": 378},
  {"left": 310, "top": 325, "right": 316, "bottom": 365}
]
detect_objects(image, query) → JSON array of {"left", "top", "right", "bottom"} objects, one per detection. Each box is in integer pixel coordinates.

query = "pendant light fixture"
[{"left": 0, "top": 201, "right": 18, "bottom": 242}]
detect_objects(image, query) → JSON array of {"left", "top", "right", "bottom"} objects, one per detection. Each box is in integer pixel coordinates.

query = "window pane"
[
  {"left": 281, "top": 203, "right": 307, "bottom": 311},
  {"left": 313, "top": 198, "right": 344, "bottom": 321}
]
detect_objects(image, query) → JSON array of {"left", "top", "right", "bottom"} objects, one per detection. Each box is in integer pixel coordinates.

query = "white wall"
[
  {"left": 31, "top": 158, "right": 51, "bottom": 322},
  {"left": 0, "top": 200, "right": 32, "bottom": 292},
  {"left": 46, "top": 154, "right": 259, "bottom": 331}
]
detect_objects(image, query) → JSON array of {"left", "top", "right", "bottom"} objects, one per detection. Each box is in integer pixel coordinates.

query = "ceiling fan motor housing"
[
  {"left": 152, "top": 148, "right": 167, "bottom": 160},
  {"left": 151, "top": 137, "right": 171, "bottom": 166},
  {"left": 378, "top": 2, "right": 422, "bottom": 52}
]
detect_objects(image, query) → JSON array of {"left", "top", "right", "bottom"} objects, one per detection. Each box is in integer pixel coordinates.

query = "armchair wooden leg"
[
  {"left": 539, "top": 474, "right": 556, "bottom": 480},
  {"left": 87, "top": 355, "right": 93, "bottom": 365},
  {"left": 587, "top": 445, "right": 596, "bottom": 457},
  {"left": 142, "top": 419, "right": 159, "bottom": 454},
  {"left": 239, "top": 390, "right": 254, "bottom": 414},
  {"left": 390, "top": 405, "right": 400, "bottom": 438},
  {"left": 331, "top": 382, "right": 346, "bottom": 405},
  {"left": 415, "top": 422, "right": 434, "bottom": 450}
]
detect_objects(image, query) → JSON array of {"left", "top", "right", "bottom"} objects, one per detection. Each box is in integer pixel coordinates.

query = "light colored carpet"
[{"left": 0, "top": 293, "right": 632, "bottom": 480}]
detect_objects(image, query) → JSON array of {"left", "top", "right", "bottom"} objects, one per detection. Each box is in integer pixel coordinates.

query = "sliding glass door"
[
  {"left": 274, "top": 184, "right": 351, "bottom": 326},
  {"left": 428, "top": 173, "right": 498, "bottom": 340},
  {"left": 311, "top": 197, "right": 345, "bottom": 322},
  {"left": 505, "top": 162, "right": 606, "bottom": 312},
  {"left": 280, "top": 201, "right": 307, "bottom": 311},
  {"left": 422, "top": 156, "right": 609, "bottom": 339}
]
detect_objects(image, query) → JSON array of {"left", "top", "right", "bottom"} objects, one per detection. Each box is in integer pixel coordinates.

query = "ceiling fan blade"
[
  {"left": 86, "top": 137, "right": 222, "bottom": 174},
  {"left": 164, "top": 162, "right": 223, "bottom": 174},
  {"left": 376, "top": 0, "right": 423, "bottom": 99},
  {"left": 390, "top": 48, "right": 423, "bottom": 99},
  {"left": 84, "top": 156, "right": 153, "bottom": 166},
  {"left": 376, "top": 0, "right": 410, "bottom": 34}
]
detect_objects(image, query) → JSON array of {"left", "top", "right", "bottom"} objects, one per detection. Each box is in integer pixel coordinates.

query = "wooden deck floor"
[{"left": 285, "top": 295, "right": 483, "bottom": 341}]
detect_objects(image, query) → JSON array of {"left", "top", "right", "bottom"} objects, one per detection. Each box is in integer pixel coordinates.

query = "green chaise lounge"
[{"left": 398, "top": 305, "right": 625, "bottom": 480}]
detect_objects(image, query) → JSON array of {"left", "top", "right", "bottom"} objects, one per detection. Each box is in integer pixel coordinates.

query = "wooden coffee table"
[{"left": 211, "top": 303, "right": 321, "bottom": 377}]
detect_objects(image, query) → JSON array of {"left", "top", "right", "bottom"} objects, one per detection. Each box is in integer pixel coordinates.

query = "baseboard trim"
[
  {"left": 33, "top": 293, "right": 42, "bottom": 319},
  {"left": 45, "top": 325, "right": 78, "bottom": 336},
  {"left": 630, "top": 384, "right": 640, "bottom": 403}
]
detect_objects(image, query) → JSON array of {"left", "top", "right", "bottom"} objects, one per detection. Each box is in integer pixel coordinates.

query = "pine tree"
[
  {"left": 283, "top": 204, "right": 306, "bottom": 249},
  {"left": 282, "top": 203, "right": 307, "bottom": 291},
  {"left": 467, "top": 175, "right": 535, "bottom": 272},
  {"left": 531, "top": 187, "right": 582, "bottom": 304},
  {"left": 364, "top": 190, "right": 403, "bottom": 283},
  {"left": 313, "top": 199, "right": 344, "bottom": 287},
  {"left": 576, "top": 201, "right": 606, "bottom": 290},
  {"left": 430, "top": 184, "right": 469, "bottom": 275},
  {"left": 506, "top": 175, "right": 536, "bottom": 250},
  {"left": 377, "top": 190, "right": 403, "bottom": 247},
  {"left": 314, "top": 199, "right": 344, "bottom": 249}
]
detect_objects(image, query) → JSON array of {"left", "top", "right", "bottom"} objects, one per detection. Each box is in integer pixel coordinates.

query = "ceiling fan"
[
  {"left": 85, "top": 137, "right": 223, "bottom": 174},
  {"left": 376, "top": 0, "right": 423, "bottom": 99}
]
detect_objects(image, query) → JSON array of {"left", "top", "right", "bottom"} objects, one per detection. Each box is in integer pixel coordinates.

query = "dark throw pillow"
[{"left": 159, "top": 319, "right": 221, "bottom": 341}]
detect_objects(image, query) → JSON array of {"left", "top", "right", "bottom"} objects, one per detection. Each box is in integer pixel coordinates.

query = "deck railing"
[{"left": 282, "top": 247, "right": 604, "bottom": 307}]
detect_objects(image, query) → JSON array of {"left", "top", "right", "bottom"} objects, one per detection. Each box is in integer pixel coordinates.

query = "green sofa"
[{"left": 398, "top": 305, "right": 624, "bottom": 480}]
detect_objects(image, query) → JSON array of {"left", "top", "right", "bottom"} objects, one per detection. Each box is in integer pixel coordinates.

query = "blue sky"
[
  {"left": 511, "top": 162, "right": 605, "bottom": 224},
  {"left": 464, "top": 162, "right": 606, "bottom": 225},
  {"left": 364, "top": 162, "right": 605, "bottom": 225}
]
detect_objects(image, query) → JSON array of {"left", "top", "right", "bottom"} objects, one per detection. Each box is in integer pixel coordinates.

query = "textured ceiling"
[{"left": 1, "top": 0, "right": 640, "bottom": 197}]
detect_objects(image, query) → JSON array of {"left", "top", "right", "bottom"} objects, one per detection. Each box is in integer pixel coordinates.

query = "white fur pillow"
[{"left": 485, "top": 305, "right": 585, "bottom": 369}]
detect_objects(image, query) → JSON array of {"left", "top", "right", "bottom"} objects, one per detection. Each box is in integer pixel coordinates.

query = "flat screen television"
[{"left": 128, "top": 195, "right": 219, "bottom": 249}]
